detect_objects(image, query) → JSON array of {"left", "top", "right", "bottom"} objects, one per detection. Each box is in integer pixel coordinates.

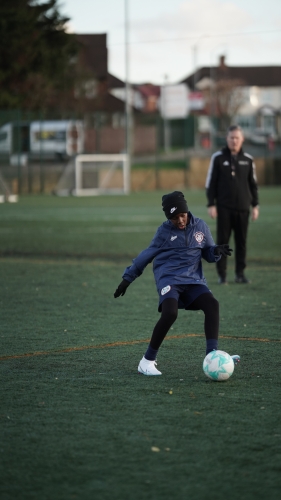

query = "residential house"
[
  {"left": 73, "top": 34, "right": 157, "bottom": 154},
  {"left": 181, "top": 56, "right": 281, "bottom": 143},
  {"left": 108, "top": 75, "right": 160, "bottom": 115},
  {"left": 74, "top": 34, "right": 125, "bottom": 116}
]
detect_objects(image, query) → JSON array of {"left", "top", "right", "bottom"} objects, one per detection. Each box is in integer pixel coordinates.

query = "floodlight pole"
[
  {"left": 163, "top": 74, "right": 170, "bottom": 153},
  {"left": 124, "top": 0, "right": 131, "bottom": 193}
]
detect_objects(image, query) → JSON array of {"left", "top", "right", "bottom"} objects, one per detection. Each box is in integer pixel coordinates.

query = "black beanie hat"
[{"left": 162, "top": 191, "right": 188, "bottom": 219}]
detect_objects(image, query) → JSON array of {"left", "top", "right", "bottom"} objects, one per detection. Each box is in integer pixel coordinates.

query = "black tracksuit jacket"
[{"left": 205, "top": 146, "right": 259, "bottom": 211}]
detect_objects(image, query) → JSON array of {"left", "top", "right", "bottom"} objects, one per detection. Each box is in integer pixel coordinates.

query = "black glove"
[
  {"left": 214, "top": 244, "right": 233, "bottom": 257},
  {"left": 114, "top": 279, "right": 130, "bottom": 298}
]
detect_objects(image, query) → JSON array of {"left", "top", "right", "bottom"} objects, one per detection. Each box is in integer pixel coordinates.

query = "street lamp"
[
  {"left": 163, "top": 74, "right": 170, "bottom": 153},
  {"left": 192, "top": 34, "right": 208, "bottom": 150}
]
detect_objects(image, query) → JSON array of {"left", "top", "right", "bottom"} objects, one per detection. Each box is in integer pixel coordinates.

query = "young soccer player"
[{"left": 114, "top": 191, "right": 240, "bottom": 375}]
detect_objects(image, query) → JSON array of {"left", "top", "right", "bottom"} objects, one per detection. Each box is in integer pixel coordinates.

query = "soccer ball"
[{"left": 203, "top": 350, "right": 234, "bottom": 381}]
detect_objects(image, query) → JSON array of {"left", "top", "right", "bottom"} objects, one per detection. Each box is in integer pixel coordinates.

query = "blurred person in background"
[{"left": 206, "top": 125, "right": 259, "bottom": 284}]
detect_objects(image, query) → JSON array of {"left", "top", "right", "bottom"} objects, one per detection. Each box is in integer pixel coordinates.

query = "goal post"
[{"left": 73, "top": 154, "right": 130, "bottom": 196}]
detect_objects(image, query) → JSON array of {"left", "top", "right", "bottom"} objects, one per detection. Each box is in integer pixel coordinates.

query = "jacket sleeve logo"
[{"left": 194, "top": 231, "right": 204, "bottom": 243}]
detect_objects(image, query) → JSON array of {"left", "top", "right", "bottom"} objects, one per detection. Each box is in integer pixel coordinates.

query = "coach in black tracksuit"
[{"left": 206, "top": 125, "right": 259, "bottom": 284}]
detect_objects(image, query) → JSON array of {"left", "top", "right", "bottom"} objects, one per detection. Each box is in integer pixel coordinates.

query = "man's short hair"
[{"left": 227, "top": 125, "right": 244, "bottom": 135}]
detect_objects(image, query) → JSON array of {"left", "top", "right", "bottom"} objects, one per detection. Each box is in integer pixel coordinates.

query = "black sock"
[{"left": 206, "top": 339, "right": 218, "bottom": 355}]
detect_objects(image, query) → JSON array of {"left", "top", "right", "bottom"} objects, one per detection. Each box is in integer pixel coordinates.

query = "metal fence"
[{"left": 0, "top": 110, "right": 280, "bottom": 195}]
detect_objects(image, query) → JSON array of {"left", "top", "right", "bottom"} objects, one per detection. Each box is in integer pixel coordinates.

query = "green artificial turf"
[{"left": 0, "top": 187, "right": 281, "bottom": 500}]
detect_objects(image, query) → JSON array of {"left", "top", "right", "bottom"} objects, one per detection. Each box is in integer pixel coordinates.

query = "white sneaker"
[{"left": 138, "top": 356, "right": 162, "bottom": 376}]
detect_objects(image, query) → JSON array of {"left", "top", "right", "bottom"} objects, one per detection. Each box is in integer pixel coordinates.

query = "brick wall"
[{"left": 84, "top": 126, "right": 156, "bottom": 155}]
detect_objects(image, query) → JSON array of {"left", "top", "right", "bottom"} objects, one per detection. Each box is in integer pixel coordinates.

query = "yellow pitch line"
[{"left": 0, "top": 333, "right": 280, "bottom": 362}]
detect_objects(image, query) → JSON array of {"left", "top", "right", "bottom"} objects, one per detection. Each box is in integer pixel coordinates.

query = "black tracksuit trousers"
[{"left": 216, "top": 206, "right": 249, "bottom": 278}]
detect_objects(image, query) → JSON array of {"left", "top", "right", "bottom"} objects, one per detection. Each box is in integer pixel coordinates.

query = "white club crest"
[
  {"left": 161, "top": 285, "right": 171, "bottom": 296},
  {"left": 194, "top": 231, "right": 204, "bottom": 243},
  {"left": 170, "top": 207, "right": 177, "bottom": 213}
]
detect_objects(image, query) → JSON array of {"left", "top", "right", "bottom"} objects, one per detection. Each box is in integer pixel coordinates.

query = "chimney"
[{"left": 219, "top": 55, "right": 226, "bottom": 68}]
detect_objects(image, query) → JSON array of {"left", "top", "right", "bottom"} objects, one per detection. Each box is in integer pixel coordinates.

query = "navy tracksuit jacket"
[{"left": 122, "top": 212, "right": 220, "bottom": 292}]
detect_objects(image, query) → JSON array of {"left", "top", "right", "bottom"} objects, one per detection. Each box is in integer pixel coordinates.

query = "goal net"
[{"left": 73, "top": 154, "right": 130, "bottom": 196}]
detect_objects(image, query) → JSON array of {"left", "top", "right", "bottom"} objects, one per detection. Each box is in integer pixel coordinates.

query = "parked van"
[{"left": 0, "top": 120, "right": 84, "bottom": 162}]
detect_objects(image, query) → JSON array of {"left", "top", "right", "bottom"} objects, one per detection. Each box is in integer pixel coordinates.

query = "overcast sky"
[{"left": 61, "top": 0, "right": 281, "bottom": 85}]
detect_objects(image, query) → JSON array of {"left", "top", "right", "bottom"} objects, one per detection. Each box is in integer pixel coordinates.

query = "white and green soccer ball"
[{"left": 203, "top": 350, "right": 234, "bottom": 381}]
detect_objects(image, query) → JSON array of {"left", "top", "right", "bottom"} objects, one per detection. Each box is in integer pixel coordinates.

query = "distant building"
[
  {"left": 70, "top": 35, "right": 157, "bottom": 155},
  {"left": 72, "top": 34, "right": 162, "bottom": 120},
  {"left": 181, "top": 55, "right": 281, "bottom": 141},
  {"left": 108, "top": 75, "right": 160, "bottom": 114},
  {"left": 73, "top": 34, "right": 126, "bottom": 114},
  {"left": 134, "top": 83, "right": 161, "bottom": 113}
]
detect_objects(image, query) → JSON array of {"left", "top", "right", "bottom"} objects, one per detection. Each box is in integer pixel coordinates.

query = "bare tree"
[{"left": 203, "top": 79, "right": 247, "bottom": 131}]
